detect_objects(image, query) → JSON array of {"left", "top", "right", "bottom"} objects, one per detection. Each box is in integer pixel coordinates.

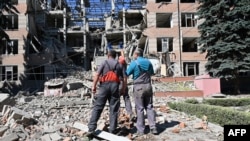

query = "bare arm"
[
  {"left": 121, "top": 50, "right": 124, "bottom": 57},
  {"left": 92, "top": 72, "right": 100, "bottom": 94}
]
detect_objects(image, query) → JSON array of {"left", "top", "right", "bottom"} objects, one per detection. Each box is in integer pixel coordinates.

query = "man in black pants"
[{"left": 88, "top": 50, "right": 124, "bottom": 134}]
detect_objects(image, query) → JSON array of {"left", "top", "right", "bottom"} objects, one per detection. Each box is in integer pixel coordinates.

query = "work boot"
[{"left": 86, "top": 129, "right": 95, "bottom": 137}]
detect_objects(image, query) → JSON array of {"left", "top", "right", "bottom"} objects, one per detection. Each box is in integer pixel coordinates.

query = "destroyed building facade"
[
  {"left": 144, "top": 0, "right": 206, "bottom": 77},
  {"left": 0, "top": 0, "right": 27, "bottom": 94},
  {"left": 1, "top": 0, "right": 207, "bottom": 93}
]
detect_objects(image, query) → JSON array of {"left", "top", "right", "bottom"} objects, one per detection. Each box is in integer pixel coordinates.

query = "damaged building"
[
  {"left": 144, "top": 0, "right": 206, "bottom": 77},
  {"left": 0, "top": 0, "right": 27, "bottom": 94},
  {"left": 1, "top": 0, "right": 207, "bottom": 93}
]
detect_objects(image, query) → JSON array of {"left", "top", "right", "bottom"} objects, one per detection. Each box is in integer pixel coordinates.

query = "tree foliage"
[{"left": 197, "top": 0, "right": 250, "bottom": 93}]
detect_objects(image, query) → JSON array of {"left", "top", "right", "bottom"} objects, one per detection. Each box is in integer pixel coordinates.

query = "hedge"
[
  {"left": 203, "top": 98, "right": 250, "bottom": 107},
  {"left": 168, "top": 102, "right": 250, "bottom": 126},
  {"left": 185, "top": 98, "right": 199, "bottom": 104}
]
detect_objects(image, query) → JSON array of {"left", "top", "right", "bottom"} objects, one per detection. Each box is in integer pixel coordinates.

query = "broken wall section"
[{"left": 24, "top": 0, "right": 83, "bottom": 92}]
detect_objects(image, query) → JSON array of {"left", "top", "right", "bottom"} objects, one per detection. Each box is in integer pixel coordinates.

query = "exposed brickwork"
[{"left": 154, "top": 90, "right": 204, "bottom": 97}]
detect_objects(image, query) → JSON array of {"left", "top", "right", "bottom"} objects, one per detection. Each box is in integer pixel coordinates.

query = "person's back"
[
  {"left": 125, "top": 48, "right": 157, "bottom": 136},
  {"left": 88, "top": 50, "right": 124, "bottom": 135}
]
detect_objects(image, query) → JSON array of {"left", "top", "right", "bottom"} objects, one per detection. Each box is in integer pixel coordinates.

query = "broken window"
[
  {"left": 156, "top": 0, "right": 171, "bottom": 3},
  {"left": 157, "top": 37, "right": 173, "bottom": 52},
  {"left": 183, "top": 62, "right": 199, "bottom": 76},
  {"left": 0, "top": 66, "right": 18, "bottom": 81},
  {"left": 182, "top": 37, "right": 198, "bottom": 52},
  {"left": 27, "top": 66, "right": 45, "bottom": 80},
  {"left": 180, "top": 0, "right": 195, "bottom": 3},
  {"left": 0, "top": 39, "right": 18, "bottom": 55},
  {"left": 1, "top": 14, "right": 18, "bottom": 30},
  {"left": 46, "top": 14, "right": 63, "bottom": 28},
  {"left": 181, "top": 13, "right": 197, "bottom": 27},
  {"left": 156, "top": 13, "right": 172, "bottom": 28},
  {"left": 66, "top": 34, "right": 84, "bottom": 48}
]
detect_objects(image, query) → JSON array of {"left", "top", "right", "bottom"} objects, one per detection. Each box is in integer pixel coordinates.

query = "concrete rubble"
[{"left": 0, "top": 72, "right": 224, "bottom": 141}]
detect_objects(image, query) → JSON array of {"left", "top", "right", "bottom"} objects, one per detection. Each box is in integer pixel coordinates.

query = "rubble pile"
[{"left": 0, "top": 75, "right": 224, "bottom": 141}]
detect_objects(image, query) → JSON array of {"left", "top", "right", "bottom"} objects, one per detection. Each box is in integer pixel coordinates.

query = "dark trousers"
[
  {"left": 88, "top": 82, "right": 120, "bottom": 133},
  {"left": 120, "top": 86, "right": 133, "bottom": 115},
  {"left": 133, "top": 83, "right": 156, "bottom": 133}
]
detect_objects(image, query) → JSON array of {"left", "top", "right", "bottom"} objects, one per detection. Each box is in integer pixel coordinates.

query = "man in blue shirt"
[{"left": 126, "top": 48, "right": 157, "bottom": 135}]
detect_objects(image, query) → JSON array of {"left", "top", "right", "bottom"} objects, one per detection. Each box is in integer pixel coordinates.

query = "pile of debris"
[{"left": 0, "top": 73, "right": 224, "bottom": 141}]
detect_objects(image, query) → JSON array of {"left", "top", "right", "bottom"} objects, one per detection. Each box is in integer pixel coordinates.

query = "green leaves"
[
  {"left": 197, "top": 0, "right": 250, "bottom": 93},
  {"left": 168, "top": 102, "right": 250, "bottom": 126}
]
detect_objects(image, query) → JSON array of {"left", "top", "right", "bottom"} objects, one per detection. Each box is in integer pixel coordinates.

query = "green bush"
[
  {"left": 203, "top": 98, "right": 250, "bottom": 107},
  {"left": 185, "top": 98, "right": 199, "bottom": 104},
  {"left": 168, "top": 102, "right": 250, "bottom": 126}
]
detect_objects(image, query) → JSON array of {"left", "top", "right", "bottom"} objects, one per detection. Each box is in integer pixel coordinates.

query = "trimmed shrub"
[
  {"left": 203, "top": 98, "right": 250, "bottom": 107},
  {"left": 168, "top": 102, "right": 250, "bottom": 126},
  {"left": 185, "top": 98, "right": 199, "bottom": 104}
]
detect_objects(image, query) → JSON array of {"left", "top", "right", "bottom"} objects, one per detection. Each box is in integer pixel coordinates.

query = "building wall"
[
  {"left": 1, "top": 0, "right": 27, "bottom": 86},
  {"left": 145, "top": 0, "right": 207, "bottom": 76}
]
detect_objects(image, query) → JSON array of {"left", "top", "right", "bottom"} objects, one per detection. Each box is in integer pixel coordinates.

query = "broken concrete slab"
[
  {"left": 0, "top": 126, "right": 8, "bottom": 136},
  {"left": 11, "top": 107, "right": 31, "bottom": 118},
  {"left": 41, "top": 134, "right": 52, "bottom": 141},
  {"left": 3, "top": 106, "right": 36, "bottom": 127},
  {"left": 0, "top": 94, "right": 9, "bottom": 103},
  {"left": 94, "top": 130, "right": 131, "bottom": 141},
  {"left": 0, "top": 133, "right": 19, "bottom": 141},
  {"left": 72, "top": 122, "right": 88, "bottom": 132},
  {"left": 49, "top": 132, "right": 62, "bottom": 141},
  {"left": 66, "top": 82, "right": 83, "bottom": 90},
  {"left": 0, "top": 93, "right": 15, "bottom": 112}
]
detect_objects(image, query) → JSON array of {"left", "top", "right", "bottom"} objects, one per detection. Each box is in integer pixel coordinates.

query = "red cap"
[{"left": 118, "top": 56, "right": 126, "bottom": 64}]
